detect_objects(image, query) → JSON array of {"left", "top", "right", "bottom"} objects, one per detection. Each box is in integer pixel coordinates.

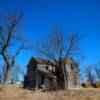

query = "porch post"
[{"left": 36, "top": 66, "right": 38, "bottom": 91}]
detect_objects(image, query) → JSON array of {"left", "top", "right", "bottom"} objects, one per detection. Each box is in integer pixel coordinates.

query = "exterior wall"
[
  {"left": 65, "top": 63, "right": 80, "bottom": 88},
  {"left": 37, "top": 63, "right": 57, "bottom": 90},
  {"left": 27, "top": 60, "right": 38, "bottom": 89},
  {"left": 37, "top": 64, "right": 55, "bottom": 73},
  {"left": 67, "top": 72, "right": 80, "bottom": 88},
  {"left": 27, "top": 61, "right": 57, "bottom": 90},
  {"left": 38, "top": 74, "right": 42, "bottom": 88}
]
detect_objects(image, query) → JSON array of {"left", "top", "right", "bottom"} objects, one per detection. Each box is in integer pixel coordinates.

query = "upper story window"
[
  {"left": 46, "top": 66, "right": 48, "bottom": 70},
  {"left": 71, "top": 63, "right": 74, "bottom": 70}
]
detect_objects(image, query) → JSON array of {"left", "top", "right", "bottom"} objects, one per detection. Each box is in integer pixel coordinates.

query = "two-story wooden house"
[{"left": 24, "top": 57, "right": 80, "bottom": 90}]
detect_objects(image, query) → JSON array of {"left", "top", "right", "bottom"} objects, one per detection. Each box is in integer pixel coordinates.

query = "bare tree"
[
  {"left": 85, "top": 66, "right": 95, "bottom": 84},
  {"left": 11, "top": 65, "right": 25, "bottom": 84},
  {"left": 81, "top": 62, "right": 100, "bottom": 85},
  {"left": 35, "top": 26, "right": 82, "bottom": 89},
  {"left": 94, "top": 62, "right": 100, "bottom": 81},
  {"left": 94, "top": 67, "right": 100, "bottom": 80},
  {"left": 0, "top": 13, "right": 27, "bottom": 84},
  {"left": 0, "top": 72, "right": 3, "bottom": 84},
  {"left": 0, "top": 63, "right": 6, "bottom": 84}
]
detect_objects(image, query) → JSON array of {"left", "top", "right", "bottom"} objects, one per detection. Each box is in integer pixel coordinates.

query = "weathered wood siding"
[
  {"left": 27, "top": 59, "right": 38, "bottom": 88},
  {"left": 65, "top": 62, "right": 80, "bottom": 88}
]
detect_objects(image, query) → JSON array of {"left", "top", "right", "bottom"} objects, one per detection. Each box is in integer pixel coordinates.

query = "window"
[{"left": 46, "top": 66, "right": 48, "bottom": 70}]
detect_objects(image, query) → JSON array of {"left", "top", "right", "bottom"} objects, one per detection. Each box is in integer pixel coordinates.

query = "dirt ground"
[{"left": 0, "top": 85, "right": 100, "bottom": 100}]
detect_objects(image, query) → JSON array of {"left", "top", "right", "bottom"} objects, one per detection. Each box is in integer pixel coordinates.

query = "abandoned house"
[{"left": 24, "top": 57, "right": 80, "bottom": 90}]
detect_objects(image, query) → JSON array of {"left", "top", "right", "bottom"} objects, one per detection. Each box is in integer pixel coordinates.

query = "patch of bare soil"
[{"left": 0, "top": 85, "right": 100, "bottom": 100}]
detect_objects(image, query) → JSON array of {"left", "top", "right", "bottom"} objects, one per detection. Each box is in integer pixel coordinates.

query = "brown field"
[{"left": 0, "top": 85, "right": 100, "bottom": 100}]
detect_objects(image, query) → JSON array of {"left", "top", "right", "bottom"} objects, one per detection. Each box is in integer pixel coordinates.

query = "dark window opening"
[
  {"left": 71, "top": 63, "right": 74, "bottom": 70},
  {"left": 46, "top": 66, "right": 48, "bottom": 70},
  {"left": 41, "top": 76, "right": 44, "bottom": 84}
]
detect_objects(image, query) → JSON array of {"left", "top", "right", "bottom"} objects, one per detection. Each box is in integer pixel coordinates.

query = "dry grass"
[{"left": 0, "top": 84, "right": 100, "bottom": 100}]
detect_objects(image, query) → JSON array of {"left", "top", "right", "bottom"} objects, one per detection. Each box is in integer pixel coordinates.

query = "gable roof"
[
  {"left": 28, "top": 56, "right": 78, "bottom": 68},
  {"left": 66, "top": 57, "right": 78, "bottom": 67},
  {"left": 32, "top": 57, "right": 51, "bottom": 65}
]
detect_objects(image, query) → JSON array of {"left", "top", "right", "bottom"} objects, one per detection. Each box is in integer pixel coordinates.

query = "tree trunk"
[
  {"left": 61, "top": 64, "right": 68, "bottom": 89},
  {"left": 58, "top": 58, "right": 65, "bottom": 89},
  {"left": 57, "top": 58, "right": 68, "bottom": 90},
  {"left": 3, "top": 66, "right": 9, "bottom": 84}
]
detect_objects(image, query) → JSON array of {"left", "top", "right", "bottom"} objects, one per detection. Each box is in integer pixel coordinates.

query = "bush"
[{"left": 95, "top": 82, "right": 100, "bottom": 88}]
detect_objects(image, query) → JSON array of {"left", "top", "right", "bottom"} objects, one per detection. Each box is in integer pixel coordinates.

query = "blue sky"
[{"left": 0, "top": 0, "right": 100, "bottom": 72}]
